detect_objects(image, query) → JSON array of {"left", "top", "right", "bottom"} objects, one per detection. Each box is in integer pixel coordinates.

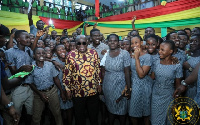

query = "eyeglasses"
[{"left": 77, "top": 42, "right": 87, "bottom": 45}]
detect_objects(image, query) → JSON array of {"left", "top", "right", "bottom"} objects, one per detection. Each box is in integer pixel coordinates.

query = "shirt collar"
[
  {"left": 32, "top": 61, "right": 46, "bottom": 69},
  {"left": 13, "top": 45, "right": 30, "bottom": 51},
  {"left": 90, "top": 42, "right": 102, "bottom": 49}
]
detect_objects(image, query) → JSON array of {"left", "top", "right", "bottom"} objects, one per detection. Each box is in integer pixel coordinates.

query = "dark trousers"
[{"left": 73, "top": 94, "right": 99, "bottom": 125}]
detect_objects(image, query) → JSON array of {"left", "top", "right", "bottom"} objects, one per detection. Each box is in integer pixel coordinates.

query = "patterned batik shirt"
[{"left": 63, "top": 48, "right": 101, "bottom": 97}]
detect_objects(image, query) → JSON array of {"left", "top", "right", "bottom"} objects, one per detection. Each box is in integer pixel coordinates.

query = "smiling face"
[
  {"left": 169, "top": 33, "right": 179, "bottom": 48},
  {"left": 123, "top": 40, "right": 131, "bottom": 51},
  {"left": 178, "top": 35, "right": 188, "bottom": 50},
  {"left": 76, "top": 36, "right": 88, "bottom": 53},
  {"left": 108, "top": 35, "right": 119, "bottom": 50},
  {"left": 29, "top": 33, "right": 35, "bottom": 43},
  {"left": 56, "top": 45, "right": 66, "bottom": 59},
  {"left": 48, "top": 40, "right": 56, "bottom": 51},
  {"left": 34, "top": 48, "right": 46, "bottom": 62},
  {"left": 70, "top": 42, "right": 76, "bottom": 51},
  {"left": 37, "top": 40, "right": 45, "bottom": 48},
  {"left": 91, "top": 31, "right": 101, "bottom": 45},
  {"left": 146, "top": 37, "right": 158, "bottom": 54},
  {"left": 191, "top": 28, "right": 200, "bottom": 36},
  {"left": 159, "top": 43, "right": 173, "bottom": 59},
  {"left": 190, "top": 35, "right": 200, "bottom": 52},
  {"left": 131, "top": 36, "right": 142, "bottom": 51},
  {"left": 61, "top": 38, "right": 70, "bottom": 51},
  {"left": 51, "top": 31, "right": 57, "bottom": 39},
  {"left": 44, "top": 47, "right": 52, "bottom": 59}
]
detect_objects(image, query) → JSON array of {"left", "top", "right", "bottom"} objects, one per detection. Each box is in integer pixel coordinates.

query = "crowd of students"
[{"left": 0, "top": 7, "right": 200, "bottom": 125}]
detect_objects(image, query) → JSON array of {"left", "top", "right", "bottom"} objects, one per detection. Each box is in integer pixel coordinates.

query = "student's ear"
[
  {"left": 169, "top": 49, "right": 173, "bottom": 55},
  {"left": 16, "top": 38, "right": 20, "bottom": 43}
]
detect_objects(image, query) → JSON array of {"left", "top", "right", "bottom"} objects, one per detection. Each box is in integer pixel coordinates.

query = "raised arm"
[
  {"left": 28, "top": 4, "right": 33, "bottom": 26},
  {"left": 93, "top": 22, "right": 97, "bottom": 29},
  {"left": 134, "top": 48, "right": 151, "bottom": 78},
  {"left": 31, "top": 30, "right": 44, "bottom": 50},
  {"left": 7, "top": 32, "right": 15, "bottom": 49},
  {"left": 131, "top": 16, "right": 136, "bottom": 30},
  {"left": 173, "top": 63, "right": 200, "bottom": 97},
  {"left": 84, "top": 23, "right": 89, "bottom": 36}
]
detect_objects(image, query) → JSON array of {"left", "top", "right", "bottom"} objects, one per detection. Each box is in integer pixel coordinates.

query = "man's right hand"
[
  {"left": 40, "top": 94, "right": 49, "bottom": 103},
  {"left": 66, "top": 90, "right": 72, "bottom": 100},
  {"left": 131, "top": 15, "right": 137, "bottom": 23},
  {"left": 19, "top": 65, "right": 33, "bottom": 72},
  {"left": 173, "top": 85, "right": 187, "bottom": 98},
  {"left": 8, "top": 106, "right": 20, "bottom": 125}
]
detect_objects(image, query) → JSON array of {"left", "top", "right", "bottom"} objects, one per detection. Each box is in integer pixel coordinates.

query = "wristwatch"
[
  {"left": 5, "top": 102, "right": 14, "bottom": 109},
  {"left": 189, "top": 67, "right": 193, "bottom": 72},
  {"left": 181, "top": 80, "right": 188, "bottom": 87}
]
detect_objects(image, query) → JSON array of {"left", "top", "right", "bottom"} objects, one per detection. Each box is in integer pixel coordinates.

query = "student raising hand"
[{"left": 36, "top": 30, "right": 44, "bottom": 37}]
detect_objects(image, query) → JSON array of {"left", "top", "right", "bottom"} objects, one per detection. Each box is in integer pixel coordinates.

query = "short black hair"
[
  {"left": 130, "top": 30, "right": 139, "bottom": 36},
  {"left": 156, "top": 35, "right": 164, "bottom": 43},
  {"left": 107, "top": 34, "right": 119, "bottom": 42},
  {"left": 191, "top": 34, "right": 200, "bottom": 40},
  {"left": 177, "top": 30, "right": 187, "bottom": 35},
  {"left": 36, "top": 20, "right": 43, "bottom": 24},
  {"left": 194, "top": 27, "right": 200, "bottom": 31},
  {"left": 131, "top": 35, "right": 143, "bottom": 41},
  {"left": 146, "top": 34, "right": 158, "bottom": 43},
  {"left": 55, "top": 44, "right": 65, "bottom": 51},
  {"left": 33, "top": 47, "right": 44, "bottom": 54},
  {"left": 145, "top": 27, "right": 155, "bottom": 33},
  {"left": 162, "top": 40, "right": 175, "bottom": 53},
  {"left": 179, "top": 33, "right": 189, "bottom": 40},
  {"left": 90, "top": 28, "right": 100, "bottom": 36},
  {"left": 166, "top": 31, "right": 177, "bottom": 40},
  {"left": 14, "top": 30, "right": 28, "bottom": 40},
  {"left": 70, "top": 40, "right": 76, "bottom": 43},
  {"left": 60, "top": 37, "right": 69, "bottom": 43},
  {"left": 0, "top": 24, "right": 10, "bottom": 36},
  {"left": 184, "top": 28, "right": 191, "bottom": 32}
]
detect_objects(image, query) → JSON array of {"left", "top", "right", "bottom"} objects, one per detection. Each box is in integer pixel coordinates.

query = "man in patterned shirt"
[{"left": 63, "top": 35, "right": 101, "bottom": 125}]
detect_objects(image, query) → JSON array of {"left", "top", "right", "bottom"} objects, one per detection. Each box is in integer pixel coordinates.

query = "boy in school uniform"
[
  {"left": 27, "top": 47, "right": 66, "bottom": 125},
  {"left": 5, "top": 30, "right": 34, "bottom": 124}
]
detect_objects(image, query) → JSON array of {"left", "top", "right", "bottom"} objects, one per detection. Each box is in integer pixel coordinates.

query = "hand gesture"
[
  {"left": 19, "top": 65, "right": 33, "bottom": 72},
  {"left": 134, "top": 48, "right": 140, "bottom": 59},
  {"left": 10, "top": 32, "right": 15, "bottom": 38},
  {"left": 66, "top": 90, "right": 72, "bottom": 100},
  {"left": 55, "top": 36, "right": 60, "bottom": 42},
  {"left": 84, "top": 23, "right": 89, "bottom": 28},
  {"left": 36, "top": 30, "right": 44, "bottom": 37},
  {"left": 131, "top": 15, "right": 136, "bottom": 23},
  {"left": 101, "top": 49, "right": 107, "bottom": 55},
  {"left": 8, "top": 106, "right": 20, "bottom": 125},
  {"left": 171, "top": 56, "right": 179, "bottom": 64},
  {"left": 40, "top": 94, "right": 49, "bottom": 103},
  {"left": 93, "top": 22, "right": 98, "bottom": 29},
  {"left": 97, "top": 85, "right": 102, "bottom": 93},
  {"left": 121, "top": 85, "right": 131, "bottom": 99},
  {"left": 60, "top": 91, "right": 67, "bottom": 103},
  {"left": 173, "top": 85, "right": 186, "bottom": 98}
]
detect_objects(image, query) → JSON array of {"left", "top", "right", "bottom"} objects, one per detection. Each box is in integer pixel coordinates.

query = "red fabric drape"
[
  {"left": 39, "top": 17, "right": 83, "bottom": 29},
  {"left": 95, "top": 0, "right": 99, "bottom": 17},
  {"left": 96, "top": 0, "right": 200, "bottom": 22}
]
